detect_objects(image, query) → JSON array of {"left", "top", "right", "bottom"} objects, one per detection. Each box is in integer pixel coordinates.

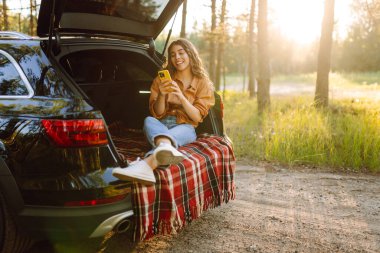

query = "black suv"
[{"left": 0, "top": 0, "right": 225, "bottom": 252}]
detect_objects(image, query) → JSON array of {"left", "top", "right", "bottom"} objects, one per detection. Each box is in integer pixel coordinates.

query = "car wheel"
[{"left": 0, "top": 193, "right": 34, "bottom": 253}]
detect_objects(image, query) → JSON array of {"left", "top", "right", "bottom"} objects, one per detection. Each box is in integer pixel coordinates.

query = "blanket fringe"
[{"left": 136, "top": 189, "right": 236, "bottom": 241}]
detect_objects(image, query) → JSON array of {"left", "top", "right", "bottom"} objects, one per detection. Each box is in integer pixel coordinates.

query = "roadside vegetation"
[
  {"left": 273, "top": 72, "right": 380, "bottom": 88},
  {"left": 224, "top": 72, "right": 380, "bottom": 173}
]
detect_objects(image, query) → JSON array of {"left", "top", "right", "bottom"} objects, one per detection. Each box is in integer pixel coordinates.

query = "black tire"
[{"left": 0, "top": 193, "right": 34, "bottom": 253}]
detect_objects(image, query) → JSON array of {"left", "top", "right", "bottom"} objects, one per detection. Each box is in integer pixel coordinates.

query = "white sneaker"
[
  {"left": 112, "top": 160, "right": 156, "bottom": 185},
  {"left": 153, "top": 142, "right": 185, "bottom": 166}
]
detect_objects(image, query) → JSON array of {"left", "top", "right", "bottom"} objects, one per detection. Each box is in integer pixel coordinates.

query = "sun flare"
[
  {"left": 271, "top": 0, "right": 324, "bottom": 44},
  {"left": 7, "top": 0, "right": 354, "bottom": 45},
  {"left": 183, "top": 0, "right": 353, "bottom": 44}
]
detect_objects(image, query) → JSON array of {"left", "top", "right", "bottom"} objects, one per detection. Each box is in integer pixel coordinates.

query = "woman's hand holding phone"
[
  {"left": 157, "top": 70, "right": 185, "bottom": 103},
  {"left": 159, "top": 80, "right": 176, "bottom": 95},
  {"left": 158, "top": 70, "right": 175, "bottom": 95}
]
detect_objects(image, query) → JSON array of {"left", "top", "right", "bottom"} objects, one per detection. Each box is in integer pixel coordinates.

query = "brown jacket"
[{"left": 149, "top": 76, "right": 215, "bottom": 127}]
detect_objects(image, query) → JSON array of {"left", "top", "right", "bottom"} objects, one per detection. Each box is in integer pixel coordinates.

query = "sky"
[{"left": 7, "top": 0, "right": 354, "bottom": 44}]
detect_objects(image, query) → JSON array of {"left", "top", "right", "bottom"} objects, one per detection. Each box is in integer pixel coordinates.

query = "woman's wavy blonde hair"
[{"left": 165, "top": 39, "right": 211, "bottom": 82}]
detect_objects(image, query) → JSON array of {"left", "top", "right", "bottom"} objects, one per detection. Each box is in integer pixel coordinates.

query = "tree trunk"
[
  {"left": 18, "top": 13, "right": 21, "bottom": 32},
  {"left": 315, "top": 0, "right": 335, "bottom": 107},
  {"left": 257, "top": 0, "right": 270, "bottom": 113},
  {"left": 248, "top": 0, "right": 257, "bottom": 98},
  {"left": 34, "top": 0, "right": 37, "bottom": 17},
  {"left": 34, "top": 0, "right": 38, "bottom": 33},
  {"left": 2, "top": 0, "right": 9, "bottom": 30},
  {"left": 223, "top": 65, "right": 227, "bottom": 99},
  {"left": 30, "top": 0, "right": 34, "bottom": 35},
  {"left": 242, "top": 64, "right": 246, "bottom": 92},
  {"left": 180, "top": 0, "right": 187, "bottom": 38},
  {"left": 209, "top": 0, "right": 217, "bottom": 84},
  {"left": 215, "top": 0, "right": 227, "bottom": 91}
]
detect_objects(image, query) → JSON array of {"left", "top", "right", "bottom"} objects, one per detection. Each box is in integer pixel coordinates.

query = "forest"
[
  {"left": 2, "top": 1, "right": 380, "bottom": 73},
  {"left": 1, "top": 0, "right": 380, "bottom": 172}
]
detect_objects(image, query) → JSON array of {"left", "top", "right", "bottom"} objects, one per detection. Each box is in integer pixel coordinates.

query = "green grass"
[
  {"left": 223, "top": 91, "right": 380, "bottom": 172},
  {"left": 329, "top": 72, "right": 380, "bottom": 90}
]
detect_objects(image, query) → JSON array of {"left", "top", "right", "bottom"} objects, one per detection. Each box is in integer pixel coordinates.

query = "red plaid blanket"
[{"left": 131, "top": 136, "right": 236, "bottom": 241}]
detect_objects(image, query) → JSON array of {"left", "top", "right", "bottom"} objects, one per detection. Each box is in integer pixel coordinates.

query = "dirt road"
[{"left": 31, "top": 162, "right": 380, "bottom": 252}]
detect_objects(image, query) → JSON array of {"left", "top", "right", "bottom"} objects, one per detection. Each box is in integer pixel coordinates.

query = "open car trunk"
[
  {"left": 56, "top": 43, "right": 235, "bottom": 242},
  {"left": 58, "top": 44, "right": 224, "bottom": 162}
]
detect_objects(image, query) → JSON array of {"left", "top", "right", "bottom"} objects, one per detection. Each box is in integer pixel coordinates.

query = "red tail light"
[
  {"left": 41, "top": 119, "right": 108, "bottom": 147},
  {"left": 64, "top": 194, "right": 127, "bottom": 207}
]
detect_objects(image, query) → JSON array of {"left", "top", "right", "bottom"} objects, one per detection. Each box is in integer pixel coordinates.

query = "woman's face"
[{"left": 170, "top": 44, "right": 190, "bottom": 72}]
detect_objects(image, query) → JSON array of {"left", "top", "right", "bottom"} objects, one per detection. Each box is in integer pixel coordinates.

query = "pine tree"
[
  {"left": 180, "top": 0, "right": 187, "bottom": 38},
  {"left": 209, "top": 0, "right": 217, "bottom": 84},
  {"left": 248, "top": 0, "right": 256, "bottom": 98},
  {"left": 215, "top": 0, "right": 227, "bottom": 91},
  {"left": 2, "top": 0, "right": 9, "bottom": 30},
  {"left": 257, "top": 0, "right": 270, "bottom": 112},
  {"left": 315, "top": 0, "right": 335, "bottom": 107}
]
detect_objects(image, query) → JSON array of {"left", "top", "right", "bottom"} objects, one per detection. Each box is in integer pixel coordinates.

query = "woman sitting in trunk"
[{"left": 113, "top": 39, "right": 215, "bottom": 185}]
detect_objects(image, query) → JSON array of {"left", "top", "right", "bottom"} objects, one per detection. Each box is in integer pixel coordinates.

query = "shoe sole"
[
  {"left": 112, "top": 170, "right": 156, "bottom": 185},
  {"left": 155, "top": 150, "right": 184, "bottom": 165}
]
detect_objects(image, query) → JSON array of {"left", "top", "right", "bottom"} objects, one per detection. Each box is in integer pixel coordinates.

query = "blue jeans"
[{"left": 143, "top": 116, "right": 197, "bottom": 151}]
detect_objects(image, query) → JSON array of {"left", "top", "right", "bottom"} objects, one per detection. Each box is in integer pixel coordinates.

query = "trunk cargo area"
[{"left": 58, "top": 45, "right": 222, "bottom": 161}]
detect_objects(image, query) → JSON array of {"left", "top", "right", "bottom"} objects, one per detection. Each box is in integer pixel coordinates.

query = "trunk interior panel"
[
  {"left": 58, "top": 47, "right": 222, "bottom": 161},
  {"left": 60, "top": 49, "right": 155, "bottom": 129}
]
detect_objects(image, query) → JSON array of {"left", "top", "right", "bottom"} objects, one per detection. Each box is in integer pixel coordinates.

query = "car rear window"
[
  {"left": 18, "top": 47, "right": 75, "bottom": 98},
  {"left": 0, "top": 53, "right": 30, "bottom": 96}
]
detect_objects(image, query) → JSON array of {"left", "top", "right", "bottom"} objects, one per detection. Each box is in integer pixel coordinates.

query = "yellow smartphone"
[{"left": 158, "top": 70, "right": 172, "bottom": 82}]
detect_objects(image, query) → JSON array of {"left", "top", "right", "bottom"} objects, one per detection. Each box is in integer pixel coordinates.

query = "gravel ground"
[{"left": 30, "top": 161, "right": 380, "bottom": 253}]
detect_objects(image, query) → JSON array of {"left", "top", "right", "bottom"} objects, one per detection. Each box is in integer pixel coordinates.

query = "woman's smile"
[{"left": 170, "top": 45, "right": 190, "bottom": 72}]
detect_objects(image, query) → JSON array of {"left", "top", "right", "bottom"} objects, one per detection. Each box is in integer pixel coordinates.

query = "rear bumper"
[{"left": 16, "top": 195, "right": 133, "bottom": 241}]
